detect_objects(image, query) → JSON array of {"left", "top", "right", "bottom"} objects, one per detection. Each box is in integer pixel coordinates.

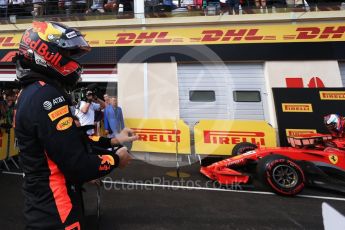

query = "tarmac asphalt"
[{"left": 1, "top": 159, "right": 345, "bottom": 230}]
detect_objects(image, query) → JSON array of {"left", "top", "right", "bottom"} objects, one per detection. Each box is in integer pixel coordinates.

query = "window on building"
[
  {"left": 233, "top": 91, "right": 261, "bottom": 102},
  {"left": 189, "top": 90, "right": 216, "bottom": 102}
]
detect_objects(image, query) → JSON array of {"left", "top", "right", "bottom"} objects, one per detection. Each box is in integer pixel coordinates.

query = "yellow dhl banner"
[
  {"left": 125, "top": 118, "right": 191, "bottom": 154},
  {"left": 0, "top": 23, "right": 345, "bottom": 49},
  {"left": 194, "top": 120, "right": 276, "bottom": 155}
]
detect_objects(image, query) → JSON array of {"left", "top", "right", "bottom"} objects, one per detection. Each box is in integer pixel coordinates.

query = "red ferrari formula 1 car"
[{"left": 200, "top": 133, "right": 345, "bottom": 196}]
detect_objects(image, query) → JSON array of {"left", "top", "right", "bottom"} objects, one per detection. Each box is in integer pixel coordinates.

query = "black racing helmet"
[{"left": 16, "top": 21, "right": 91, "bottom": 87}]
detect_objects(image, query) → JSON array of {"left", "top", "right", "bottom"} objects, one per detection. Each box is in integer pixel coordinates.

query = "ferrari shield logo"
[{"left": 329, "top": 155, "right": 338, "bottom": 165}]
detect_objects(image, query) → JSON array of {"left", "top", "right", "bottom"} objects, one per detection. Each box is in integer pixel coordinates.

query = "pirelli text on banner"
[
  {"left": 194, "top": 120, "right": 276, "bottom": 155},
  {"left": 203, "top": 130, "right": 266, "bottom": 146},
  {"left": 134, "top": 128, "right": 181, "bottom": 143},
  {"left": 285, "top": 129, "right": 317, "bottom": 137},
  {"left": 125, "top": 119, "right": 191, "bottom": 154},
  {"left": 282, "top": 103, "right": 313, "bottom": 112},
  {"left": 320, "top": 91, "right": 345, "bottom": 100}
]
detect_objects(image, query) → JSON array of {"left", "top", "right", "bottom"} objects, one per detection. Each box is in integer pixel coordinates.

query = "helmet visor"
[
  {"left": 324, "top": 114, "right": 340, "bottom": 132},
  {"left": 58, "top": 35, "right": 91, "bottom": 58}
]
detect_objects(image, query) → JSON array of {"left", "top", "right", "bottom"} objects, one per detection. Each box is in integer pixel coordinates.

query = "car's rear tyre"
[
  {"left": 232, "top": 142, "right": 257, "bottom": 156},
  {"left": 257, "top": 155, "right": 305, "bottom": 196}
]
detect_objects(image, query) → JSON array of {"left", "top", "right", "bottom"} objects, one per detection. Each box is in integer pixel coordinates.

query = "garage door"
[
  {"left": 340, "top": 62, "right": 345, "bottom": 86},
  {"left": 177, "top": 63, "right": 268, "bottom": 126}
]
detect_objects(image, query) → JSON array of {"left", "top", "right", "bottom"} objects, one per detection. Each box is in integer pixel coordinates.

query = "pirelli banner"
[
  {"left": 125, "top": 118, "right": 191, "bottom": 154},
  {"left": 0, "top": 128, "right": 19, "bottom": 161},
  {"left": 1, "top": 22, "right": 345, "bottom": 63},
  {"left": 273, "top": 88, "right": 345, "bottom": 146},
  {"left": 194, "top": 120, "right": 276, "bottom": 155}
]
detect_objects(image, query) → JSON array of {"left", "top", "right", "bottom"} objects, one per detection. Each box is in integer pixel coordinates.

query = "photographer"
[{"left": 76, "top": 90, "right": 106, "bottom": 135}]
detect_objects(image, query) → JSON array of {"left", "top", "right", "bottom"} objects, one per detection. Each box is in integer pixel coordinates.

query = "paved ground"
[{"left": 1, "top": 159, "right": 345, "bottom": 230}]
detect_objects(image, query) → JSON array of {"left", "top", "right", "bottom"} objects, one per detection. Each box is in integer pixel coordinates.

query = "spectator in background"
[
  {"left": 227, "top": 0, "right": 240, "bottom": 14},
  {"left": 10, "top": 0, "right": 25, "bottom": 17},
  {"left": 87, "top": 0, "right": 105, "bottom": 13},
  {"left": 104, "top": 96, "right": 125, "bottom": 138},
  {"left": 0, "top": 0, "right": 8, "bottom": 18},
  {"left": 75, "top": 0, "right": 87, "bottom": 13},
  {"left": 64, "top": 0, "right": 73, "bottom": 15},
  {"left": 205, "top": 0, "right": 221, "bottom": 15},
  {"left": 119, "top": 0, "right": 132, "bottom": 12},
  {"left": 271, "top": 0, "right": 286, "bottom": 11},
  {"left": 58, "top": 0, "right": 65, "bottom": 14},
  {"left": 103, "top": 93, "right": 110, "bottom": 106},
  {"left": 144, "top": 0, "right": 159, "bottom": 14},
  {"left": 32, "top": 0, "right": 45, "bottom": 16},
  {"left": 255, "top": 0, "right": 267, "bottom": 12},
  {"left": 45, "top": 0, "right": 56, "bottom": 14},
  {"left": 75, "top": 90, "right": 105, "bottom": 135},
  {"left": 104, "top": 0, "right": 118, "bottom": 13}
]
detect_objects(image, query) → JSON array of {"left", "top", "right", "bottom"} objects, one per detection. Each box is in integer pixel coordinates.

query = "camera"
[{"left": 70, "top": 83, "right": 99, "bottom": 103}]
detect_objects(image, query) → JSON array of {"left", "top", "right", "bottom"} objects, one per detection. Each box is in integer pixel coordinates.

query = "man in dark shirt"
[{"left": 14, "top": 21, "right": 137, "bottom": 230}]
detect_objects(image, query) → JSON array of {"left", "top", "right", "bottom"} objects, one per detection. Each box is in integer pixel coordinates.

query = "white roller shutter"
[
  {"left": 177, "top": 63, "right": 268, "bottom": 126},
  {"left": 340, "top": 62, "right": 345, "bottom": 86}
]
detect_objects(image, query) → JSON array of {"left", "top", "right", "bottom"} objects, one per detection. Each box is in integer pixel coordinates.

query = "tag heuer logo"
[
  {"left": 43, "top": 101, "right": 52, "bottom": 110},
  {"left": 66, "top": 31, "right": 77, "bottom": 39}
]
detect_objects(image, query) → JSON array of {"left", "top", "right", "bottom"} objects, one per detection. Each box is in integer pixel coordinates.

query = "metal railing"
[
  {"left": 0, "top": 0, "right": 344, "bottom": 24},
  {"left": 0, "top": 0, "right": 135, "bottom": 23}
]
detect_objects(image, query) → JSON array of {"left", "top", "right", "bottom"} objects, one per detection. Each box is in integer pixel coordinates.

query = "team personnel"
[
  {"left": 14, "top": 21, "right": 137, "bottom": 230},
  {"left": 104, "top": 96, "right": 125, "bottom": 138},
  {"left": 75, "top": 90, "right": 105, "bottom": 135}
]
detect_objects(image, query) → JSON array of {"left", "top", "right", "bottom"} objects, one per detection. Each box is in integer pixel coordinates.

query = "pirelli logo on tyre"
[
  {"left": 282, "top": 103, "right": 313, "bottom": 112},
  {"left": 48, "top": 105, "right": 69, "bottom": 121},
  {"left": 319, "top": 91, "right": 345, "bottom": 100},
  {"left": 285, "top": 129, "right": 317, "bottom": 137}
]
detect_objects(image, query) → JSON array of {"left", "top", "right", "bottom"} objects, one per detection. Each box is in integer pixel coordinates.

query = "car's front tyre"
[{"left": 257, "top": 155, "right": 305, "bottom": 196}]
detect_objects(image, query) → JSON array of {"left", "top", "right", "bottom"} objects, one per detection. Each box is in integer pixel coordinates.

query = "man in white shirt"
[{"left": 75, "top": 90, "right": 105, "bottom": 135}]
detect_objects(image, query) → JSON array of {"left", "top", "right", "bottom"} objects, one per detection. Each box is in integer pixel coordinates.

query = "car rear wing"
[{"left": 287, "top": 134, "right": 332, "bottom": 148}]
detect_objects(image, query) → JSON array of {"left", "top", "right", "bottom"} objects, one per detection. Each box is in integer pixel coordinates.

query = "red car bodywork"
[{"left": 200, "top": 133, "right": 345, "bottom": 186}]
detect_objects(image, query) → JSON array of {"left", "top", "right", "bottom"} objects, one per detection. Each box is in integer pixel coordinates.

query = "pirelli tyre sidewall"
[
  {"left": 232, "top": 142, "right": 257, "bottom": 156},
  {"left": 257, "top": 155, "right": 305, "bottom": 196}
]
